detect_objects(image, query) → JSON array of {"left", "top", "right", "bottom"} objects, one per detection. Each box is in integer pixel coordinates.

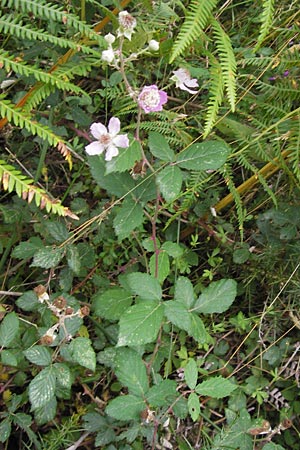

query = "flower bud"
[
  {"left": 101, "top": 48, "right": 115, "bottom": 63},
  {"left": 104, "top": 33, "right": 115, "bottom": 45},
  {"left": 148, "top": 39, "right": 159, "bottom": 52}
]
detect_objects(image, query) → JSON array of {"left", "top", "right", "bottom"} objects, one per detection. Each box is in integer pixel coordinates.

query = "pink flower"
[
  {"left": 85, "top": 117, "right": 129, "bottom": 161},
  {"left": 138, "top": 85, "right": 168, "bottom": 113},
  {"left": 171, "top": 68, "right": 199, "bottom": 94}
]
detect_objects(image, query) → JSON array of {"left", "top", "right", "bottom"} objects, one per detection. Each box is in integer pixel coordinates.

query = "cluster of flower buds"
[
  {"left": 101, "top": 10, "right": 160, "bottom": 66},
  {"left": 34, "top": 285, "right": 90, "bottom": 345}
]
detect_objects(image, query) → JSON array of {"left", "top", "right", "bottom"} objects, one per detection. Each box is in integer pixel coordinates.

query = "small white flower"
[
  {"left": 148, "top": 39, "right": 159, "bottom": 52},
  {"left": 171, "top": 68, "right": 199, "bottom": 94},
  {"left": 104, "top": 33, "right": 115, "bottom": 45},
  {"left": 117, "top": 11, "right": 136, "bottom": 40},
  {"left": 101, "top": 48, "right": 115, "bottom": 63},
  {"left": 85, "top": 117, "right": 129, "bottom": 161}
]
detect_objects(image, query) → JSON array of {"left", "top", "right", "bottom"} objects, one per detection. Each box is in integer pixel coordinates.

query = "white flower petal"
[
  {"left": 85, "top": 142, "right": 105, "bottom": 155},
  {"left": 105, "top": 145, "right": 119, "bottom": 161},
  {"left": 180, "top": 84, "right": 199, "bottom": 94},
  {"left": 113, "top": 134, "right": 129, "bottom": 148},
  {"left": 108, "top": 117, "right": 121, "bottom": 136},
  {"left": 90, "top": 122, "right": 107, "bottom": 139}
]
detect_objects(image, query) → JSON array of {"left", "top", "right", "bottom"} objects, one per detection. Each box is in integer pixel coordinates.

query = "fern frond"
[
  {"left": 2, "top": 0, "right": 104, "bottom": 46},
  {"left": 211, "top": 19, "right": 237, "bottom": 112},
  {"left": 285, "top": 117, "right": 300, "bottom": 183},
  {"left": 0, "top": 160, "right": 78, "bottom": 219},
  {"left": 254, "top": 0, "right": 275, "bottom": 52},
  {"left": 169, "top": 0, "right": 218, "bottom": 63},
  {"left": 0, "top": 95, "right": 63, "bottom": 147},
  {"left": 0, "top": 51, "right": 88, "bottom": 96},
  {"left": 203, "top": 59, "right": 224, "bottom": 138},
  {"left": 0, "top": 15, "right": 99, "bottom": 56}
]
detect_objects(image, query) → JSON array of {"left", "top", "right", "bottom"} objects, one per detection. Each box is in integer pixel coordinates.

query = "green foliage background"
[{"left": 0, "top": 0, "right": 300, "bottom": 449}]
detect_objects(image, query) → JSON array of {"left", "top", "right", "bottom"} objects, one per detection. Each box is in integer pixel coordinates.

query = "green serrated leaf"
[
  {"left": 192, "top": 279, "right": 237, "bottom": 314},
  {"left": 16, "top": 290, "right": 40, "bottom": 312},
  {"left": 157, "top": 165, "right": 183, "bottom": 202},
  {"left": 148, "top": 131, "right": 175, "bottom": 161},
  {"left": 88, "top": 155, "right": 135, "bottom": 197},
  {"left": 188, "top": 392, "right": 200, "bottom": 421},
  {"left": 115, "top": 348, "right": 149, "bottom": 397},
  {"left": 113, "top": 198, "right": 144, "bottom": 241},
  {"left": 118, "top": 301, "right": 164, "bottom": 346},
  {"left": 0, "top": 312, "right": 19, "bottom": 347},
  {"left": 185, "top": 359, "right": 198, "bottom": 390},
  {"left": 33, "top": 397, "right": 57, "bottom": 426},
  {"left": 195, "top": 376, "right": 237, "bottom": 398},
  {"left": 68, "top": 337, "right": 96, "bottom": 371},
  {"left": 149, "top": 251, "right": 170, "bottom": 284},
  {"left": 0, "top": 418, "right": 11, "bottom": 443},
  {"left": 93, "top": 287, "right": 132, "bottom": 320},
  {"left": 24, "top": 345, "right": 52, "bottom": 366},
  {"left": 146, "top": 380, "right": 177, "bottom": 407},
  {"left": 1, "top": 349, "right": 18, "bottom": 366},
  {"left": 161, "top": 241, "right": 184, "bottom": 258},
  {"left": 174, "top": 276, "right": 195, "bottom": 308},
  {"left": 164, "top": 301, "right": 191, "bottom": 332},
  {"left": 188, "top": 313, "right": 208, "bottom": 343},
  {"left": 106, "top": 395, "right": 145, "bottom": 420},
  {"left": 11, "top": 237, "right": 43, "bottom": 259},
  {"left": 106, "top": 139, "right": 142, "bottom": 173},
  {"left": 28, "top": 366, "right": 56, "bottom": 410},
  {"left": 31, "top": 246, "right": 64, "bottom": 269},
  {"left": 177, "top": 140, "right": 230, "bottom": 171},
  {"left": 45, "top": 221, "right": 70, "bottom": 242},
  {"left": 126, "top": 272, "right": 162, "bottom": 301},
  {"left": 53, "top": 363, "right": 72, "bottom": 390},
  {"left": 66, "top": 245, "right": 81, "bottom": 275}
]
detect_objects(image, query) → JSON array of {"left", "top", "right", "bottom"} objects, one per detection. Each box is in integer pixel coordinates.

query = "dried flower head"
[
  {"left": 117, "top": 11, "right": 136, "bottom": 40},
  {"left": 34, "top": 285, "right": 49, "bottom": 303}
]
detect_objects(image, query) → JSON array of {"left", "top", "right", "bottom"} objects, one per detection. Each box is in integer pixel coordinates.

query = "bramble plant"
[{"left": 0, "top": 1, "right": 300, "bottom": 449}]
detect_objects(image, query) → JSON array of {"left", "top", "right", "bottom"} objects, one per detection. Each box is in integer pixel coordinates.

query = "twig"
[{"left": 65, "top": 431, "right": 90, "bottom": 450}]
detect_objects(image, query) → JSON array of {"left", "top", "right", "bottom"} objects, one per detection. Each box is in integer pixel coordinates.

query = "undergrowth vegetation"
[{"left": 0, "top": 1, "right": 300, "bottom": 449}]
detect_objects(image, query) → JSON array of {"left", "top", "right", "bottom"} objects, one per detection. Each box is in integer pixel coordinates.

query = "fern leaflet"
[
  {"left": 254, "top": 0, "right": 275, "bottom": 51},
  {"left": 2, "top": 0, "right": 104, "bottom": 46},
  {"left": 0, "top": 15, "right": 100, "bottom": 56},
  {"left": 203, "top": 58, "right": 224, "bottom": 138},
  {"left": 0, "top": 51, "right": 88, "bottom": 96},
  {"left": 211, "top": 18, "right": 237, "bottom": 112},
  {"left": 169, "top": 0, "right": 218, "bottom": 63},
  {"left": 0, "top": 160, "right": 78, "bottom": 219}
]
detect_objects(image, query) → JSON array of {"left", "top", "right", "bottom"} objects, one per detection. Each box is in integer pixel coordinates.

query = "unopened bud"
[
  {"left": 148, "top": 39, "right": 159, "bottom": 52},
  {"left": 104, "top": 33, "right": 115, "bottom": 45},
  {"left": 101, "top": 48, "right": 115, "bottom": 63}
]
